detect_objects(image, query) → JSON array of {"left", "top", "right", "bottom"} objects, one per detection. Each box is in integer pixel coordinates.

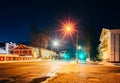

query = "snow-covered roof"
[{"left": 0, "top": 48, "right": 6, "bottom": 53}]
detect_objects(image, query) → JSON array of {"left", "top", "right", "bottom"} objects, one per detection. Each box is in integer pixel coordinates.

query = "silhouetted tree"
[
  {"left": 81, "top": 25, "right": 99, "bottom": 60},
  {"left": 30, "top": 24, "right": 50, "bottom": 48}
]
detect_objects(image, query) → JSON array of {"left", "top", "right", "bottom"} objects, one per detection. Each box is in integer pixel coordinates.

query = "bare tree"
[
  {"left": 30, "top": 24, "right": 50, "bottom": 48},
  {"left": 31, "top": 32, "right": 49, "bottom": 48},
  {"left": 80, "top": 27, "right": 91, "bottom": 61},
  {"left": 84, "top": 37, "right": 91, "bottom": 61}
]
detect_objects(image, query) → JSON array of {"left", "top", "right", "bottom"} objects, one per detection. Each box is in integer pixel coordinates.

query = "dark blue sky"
[{"left": 0, "top": 0, "right": 120, "bottom": 42}]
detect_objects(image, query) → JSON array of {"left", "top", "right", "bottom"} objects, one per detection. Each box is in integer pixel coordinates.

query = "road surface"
[{"left": 0, "top": 60, "right": 120, "bottom": 83}]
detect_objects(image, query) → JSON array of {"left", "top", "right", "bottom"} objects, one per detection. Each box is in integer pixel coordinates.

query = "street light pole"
[
  {"left": 60, "top": 18, "right": 79, "bottom": 63},
  {"left": 76, "top": 31, "right": 79, "bottom": 63}
]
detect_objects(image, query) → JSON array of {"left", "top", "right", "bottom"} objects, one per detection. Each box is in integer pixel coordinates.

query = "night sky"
[{"left": 0, "top": 0, "right": 120, "bottom": 43}]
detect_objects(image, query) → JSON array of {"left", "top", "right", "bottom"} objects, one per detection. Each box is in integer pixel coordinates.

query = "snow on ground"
[
  {"left": 43, "top": 62, "right": 120, "bottom": 83},
  {"left": 99, "top": 62, "right": 115, "bottom": 66},
  {"left": 0, "top": 60, "right": 120, "bottom": 83},
  {"left": 44, "top": 72, "right": 120, "bottom": 83}
]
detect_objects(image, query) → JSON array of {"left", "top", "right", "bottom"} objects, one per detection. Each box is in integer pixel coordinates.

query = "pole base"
[{"left": 76, "top": 58, "right": 78, "bottom": 63}]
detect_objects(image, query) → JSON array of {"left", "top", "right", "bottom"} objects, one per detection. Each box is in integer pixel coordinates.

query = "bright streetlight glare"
[
  {"left": 53, "top": 41, "right": 59, "bottom": 47},
  {"left": 52, "top": 39, "right": 60, "bottom": 48},
  {"left": 51, "top": 40, "right": 60, "bottom": 51},
  {"left": 60, "top": 18, "right": 78, "bottom": 38},
  {"left": 66, "top": 26, "right": 71, "bottom": 31},
  {"left": 60, "top": 17, "right": 79, "bottom": 63},
  {"left": 78, "top": 46, "right": 82, "bottom": 50}
]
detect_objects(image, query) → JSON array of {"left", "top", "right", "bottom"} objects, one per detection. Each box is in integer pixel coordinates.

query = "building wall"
[
  {"left": 0, "top": 54, "right": 32, "bottom": 61},
  {"left": 32, "top": 47, "right": 39, "bottom": 58},
  {"left": 110, "top": 33, "right": 120, "bottom": 62},
  {"left": 108, "top": 33, "right": 111, "bottom": 61},
  {"left": 111, "top": 33, "right": 114, "bottom": 62},
  {"left": 10, "top": 44, "right": 34, "bottom": 59},
  {"left": 0, "top": 54, "right": 18, "bottom": 61},
  {"left": 6, "top": 42, "right": 16, "bottom": 54},
  {"left": 99, "top": 29, "right": 110, "bottom": 61},
  {"left": 99, "top": 28, "right": 120, "bottom": 62},
  {"left": 11, "top": 49, "right": 33, "bottom": 56},
  {"left": 0, "top": 42, "right": 16, "bottom": 54},
  {"left": 40, "top": 48, "right": 57, "bottom": 59}
]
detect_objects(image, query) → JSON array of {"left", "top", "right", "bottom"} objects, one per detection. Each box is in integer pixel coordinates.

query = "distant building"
[
  {"left": 99, "top": 28, "right": 120, "bottom": 62},
  {"left": 0, "top": 42, "right": 18, "bottom": 61},
  {"left": 0, "top": 42, "right": 16, "bottom": 54},
  {"left": 0, "top": 42, "right": 58, "bottom": 61},
  {"left": 10, "top": 44, "right": 33, "bottom": 60},
  {"left": 6, "top": 42, "right": 16, "bottom": 54},
  {"left": 31, "top": 47, "right": 40, "bottom": 59},
  {"left": 40, "top": 48, "right": 57, "bottom": 59},
  {"left": 29, "top": 47, "right": 58, "bottom": 59}
]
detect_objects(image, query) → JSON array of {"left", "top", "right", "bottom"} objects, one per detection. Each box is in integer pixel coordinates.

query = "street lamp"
[
  {"left": 78, "top": 45, "right": 82, "bottom": 50},
  {"left": 75, "top": 31, "right": 79, "bottom": 63},
  {"left": 60, "top": 18, "right": 79, "bottom": 63},
  {"left": 66, "top": 26, "right": 71, "bottom": 31},
  {"left": 51, "top": 40, "right": 60, "bottom": 60},
  {"left": 52, "top": 40, "right": 59, "bottom": 47},
  {"left": 51, "top": 40, "right": 60, "bottom": 51}
]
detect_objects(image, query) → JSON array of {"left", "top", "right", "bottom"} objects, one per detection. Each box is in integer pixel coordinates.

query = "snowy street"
[{"left": 0, "top": 60, "right": 120, "bottom": 83}]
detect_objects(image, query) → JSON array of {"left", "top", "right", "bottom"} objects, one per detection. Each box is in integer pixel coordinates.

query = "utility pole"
[{"left": 76, "top": 31, "right": 79, "bottom": 63}]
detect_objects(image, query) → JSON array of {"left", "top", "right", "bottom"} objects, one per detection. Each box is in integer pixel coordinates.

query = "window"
[{"left": 29, "top": 50, "right": 32, "bottom": 54}]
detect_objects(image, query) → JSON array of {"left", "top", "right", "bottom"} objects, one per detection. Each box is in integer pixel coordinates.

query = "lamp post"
[
  {"left": 76, "top": 31, "right": 79, "bottom": 63},
  {"left": 60, "top": 18, "right": 79, "bottom": 63},
  {"left": 65, "top": 26, "right": 79, "bottom": 63}
]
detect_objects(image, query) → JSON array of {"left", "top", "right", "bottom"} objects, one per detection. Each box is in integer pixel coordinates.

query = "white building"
[
  {"left": 0, "top": 42, "right": 16, "bottom": 54},
  {"left": 99, "top": 28, "right": 120, "bottom": 62},
  {"left": 40, "top": 48, "right": 57, "bottom": 59}
]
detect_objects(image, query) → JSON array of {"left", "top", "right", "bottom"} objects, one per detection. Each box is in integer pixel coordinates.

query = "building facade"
[
  {"left": 0, "top": 42, "right": 16, "bottom": 54},
  {"left": 10, "top": 44, "right": 33, "bottom": 60},
  {"left": 0, "top": 43, "right": 58, "bottom": 61},
  {"left": 0, "top": 42, "right": 18, "bottom": 61},
  {"left": 0, "top": 54, "right": 19, "bottom": 61},
  {"left": 99, "top": 28, "right": 120, "bottom": 62},
  {"left": 40, "top": 48, "right": 57, "bottom": 59}
]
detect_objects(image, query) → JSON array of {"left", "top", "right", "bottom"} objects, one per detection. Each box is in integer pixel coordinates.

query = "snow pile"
[
  {"left": 44, "top": 72, "right": 120, "bottom": 83},
  {"left": 99, "top": 62, "right": 115, "bottom": 66}
]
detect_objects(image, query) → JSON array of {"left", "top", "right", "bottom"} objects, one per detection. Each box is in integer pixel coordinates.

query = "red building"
[{"left": 10, "top": 44, "right": 33, "bottom": 60}]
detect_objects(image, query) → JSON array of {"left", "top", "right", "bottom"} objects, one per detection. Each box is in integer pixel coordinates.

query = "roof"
[
  {"left": 109, "top": 29, "right": 120, "bottom": 33},
  {"left": 12, "top": 44, "right": 32, "bottom": 50}
]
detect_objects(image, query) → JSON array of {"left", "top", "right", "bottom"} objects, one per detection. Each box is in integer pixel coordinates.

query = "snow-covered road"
[{"left": 0, "top": 60, "right": 120, "bottom": 83}]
